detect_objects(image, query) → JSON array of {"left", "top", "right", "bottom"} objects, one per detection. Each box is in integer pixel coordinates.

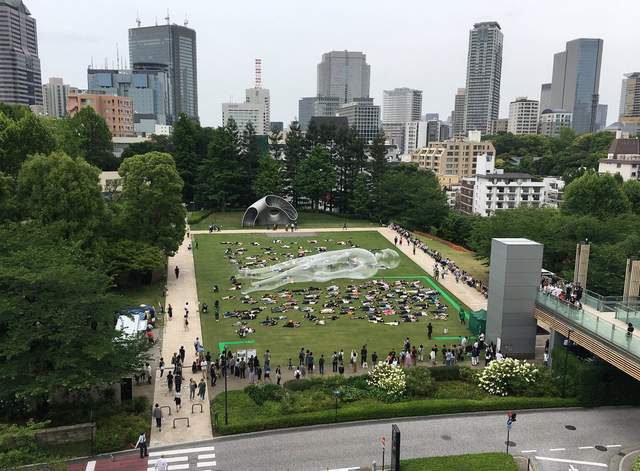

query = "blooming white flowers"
[
  {"left": 367, "top": 362, "right": 406, "bottom": 400},
  {"left": 476, "top": 358, "right": 539, "bottom": 396}
]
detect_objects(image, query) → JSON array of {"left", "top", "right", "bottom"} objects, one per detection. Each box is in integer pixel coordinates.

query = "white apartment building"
[
  {"left": 154, "top": 124, "right": 172, "bottom": 136},
  {"left": 598, "top": 136, "right": 640, "bottom": 181},
  {"left": 222, "top": 102, "right": 267, "bottom": 135},
  {"left": 542, "top": 176, "right": 565, "bottom": 208},
  {"left": 508, "top": 97, "right": 539, "bottom": 134},
  {"left": 539, "top": 109, "right": 572, "bottom": 137},
  {"left": 246, "top": 87, "right": 271, "bottom": 135},
  {"left": 403, "top": 121, "right": 428, "bottom": 155},
  {"left": 383, "top": 88, "right": 422, "bottom": 123}
]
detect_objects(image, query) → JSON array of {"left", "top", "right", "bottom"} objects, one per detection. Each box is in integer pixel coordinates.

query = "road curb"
[{"left": 610, "top": 443, "right": 640, "bottom": 471}]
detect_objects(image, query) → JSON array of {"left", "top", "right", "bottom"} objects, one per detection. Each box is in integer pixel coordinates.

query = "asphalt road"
[{"left": 72, "top": 407, "right": 640, "bottom": 471}]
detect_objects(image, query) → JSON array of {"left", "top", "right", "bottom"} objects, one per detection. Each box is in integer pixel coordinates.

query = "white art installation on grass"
[{"left": 239, "top": 248, "right": 401, "bottom": 294}]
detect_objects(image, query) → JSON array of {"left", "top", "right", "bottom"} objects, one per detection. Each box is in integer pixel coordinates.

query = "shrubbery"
[
  {"left": 245, "top": 384, "right": 284, "bottom": 405},
  {"left": 367, "top": 363, "right": 406, "bottom": 402},
  {"left": 476, "top": 359, "right": 539, "bottom": 396},
  {"left": 95, "top": 412, "right": 148, "bottom": 453},
  {"left": 405, "top": 367, "right": 436, "bottom": 397}
]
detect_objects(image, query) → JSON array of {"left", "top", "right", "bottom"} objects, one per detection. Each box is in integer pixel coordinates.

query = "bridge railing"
[{"left": 535, "top": 291, "right": 640, "bottom": 360}]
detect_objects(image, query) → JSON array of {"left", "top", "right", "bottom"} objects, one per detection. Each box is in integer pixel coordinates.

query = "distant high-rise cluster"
[
  {"left": 0, "top": 0, "right": 42, "bottom": 107},
  {"left": 222, "top": 59, "right": 271, "bottom": 135},
  {"left": 42, "top": 77, "right": 71, "bottom": 118}
]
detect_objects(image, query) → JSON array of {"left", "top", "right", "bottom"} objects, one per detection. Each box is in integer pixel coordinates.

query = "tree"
[
  {"left": 351, "top": 173, "right": 372, "bottom": 218},
  {"left": 0, "top": 111, "right": 56, "bottom": 175},
  {"left": 17, "top": 151, "right": 105, "bottom": 244},
  {"left": 239, "top": 121, "right": 261, "bottom": 206},
  {"left": 118, "top": 152, "right": 186, "bottom": 255},
  {"left": 562, "top": 171, "right": 630, "bottom": 219},
  {"left": 172, "top": 113, "right": 200, "bottom": 201},
  {"left": 377, "top": 165, "right": 448, "bottom": 230},
  {"left": 121, "top": 135, "right": 175, "bottom": 160},
  {"left": 252, "top": 154, "right": 284, "bottom": 198},
  {"left": 0, "top": 224, "right": 149, "bottom": 406},
  {"left": 369, "top": 133, "right": 388, "bottom": 210},
  {"left": 294, "top": 146, "right": 336, "bottom": 210},
  {"left": 623, "top": 180, "right": 640, "bottom": 215},
  {"left": 102, "top": 239, "right": 166, "bottom": 286},
  {"left": 0, "top": 172, "right": 17, "bottom": 222},
  {"left": 283, "top": 121, "right": 307, "bottom": 205},
  {"left": 68, "top": 107, "right": 117, "bottom": 170}
]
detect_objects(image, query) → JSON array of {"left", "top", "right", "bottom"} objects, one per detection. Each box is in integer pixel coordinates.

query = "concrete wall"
[
  {"left": 35, "top": 423, "right": 95, "bottom": 446},
  {"left": 486, "top": 238, "right": 543, "bottom": 358}
]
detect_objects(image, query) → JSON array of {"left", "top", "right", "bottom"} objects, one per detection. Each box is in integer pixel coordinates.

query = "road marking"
[
  {"left": 147, "top": 465, "right": 190, "bottom": 471},
  {"left": 522, "top": 450, "right": 537, "bottom": 453},
  {"left": 197, "top": 462, "right": 217, "bottom": 468},
  {"left": 578, "top": 446, "right": 594, "bottom": 450},
  {"left": 149, "top": 446, "right": 215, "bottom": 457},
  {"left": 569, "top": 465, "right": 579, "bottom": 471},
  {"left": 606, "top": 444, "right": 621, "bottom": 448},
  {"left": 535, "top": 456, "right": 608, "bottom": 468},
  {"left": 85, "top": 461, "right": 96, "bottom": 471},
  {"left": 197, "top": 453, "right": 216, "bottom": 459},
  {"left": 148, "top": 456, "right": 188, "bottom": 464},
  {"left": 328, "top": 468, "right": 360, "bottom": 471},
  {"left": 549, "top": 448, "right": 566, "bottom": 451}
]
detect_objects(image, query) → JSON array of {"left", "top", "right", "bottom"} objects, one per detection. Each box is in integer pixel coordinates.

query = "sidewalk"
[{"left": 150, "top": 233, "right": 213, "bottom": 447}]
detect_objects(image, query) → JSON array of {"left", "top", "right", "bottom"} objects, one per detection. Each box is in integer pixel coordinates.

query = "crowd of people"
[
  {"left": 540, "top": 275, "right": 584, "bottom": 309},
  {"left": 390, "top": 224, "right": 488, "bottom": 299}
]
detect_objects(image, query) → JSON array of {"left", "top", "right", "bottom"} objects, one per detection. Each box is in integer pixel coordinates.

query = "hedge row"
[{"left": 213, "top": 395, "right": 579, "bottom": 435}]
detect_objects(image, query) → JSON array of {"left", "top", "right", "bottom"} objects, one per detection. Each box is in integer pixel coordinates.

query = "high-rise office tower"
[
  {"left": 317, "top": 50, "right": 370, "bottom": 104},
  {"left": 0, "top": 0, "right": 42, "bottom": 106},
  {"left": 463, "top": 22, "right": 503, "bottom": 134},
  {"left": 508, "top": 97, "right": 539, "bottom": 135},
  {"left": 336, "top": 98, "right": 380, "bottom": 143},
  {"left": 619, "top": 73, "right": 640, "bottom": 121},
  {"left": 539, "top": 83, "right": 552, "bottom": 114},
  {"left": 595, "top": 104, "right": 608, "bottom": 131},
  {"left": 382, "top": 88, "right": 422, "bottom": 123},
  {"left": 42, "top": 77, "right": 70, "bottom": 118},
  {"left": 549, "top": 38, "right": 603, "bottom": 134},
  {"left": 245, "top": 59, "right": 270, "bottom": 134},
  {"left": 452, "top": 88, "right": 466, "bottom": 137},
  {"left": 129, "top": 21, "right": 198, "bottom": 122},
  {"left": 298, "top": 96, "right": 341, "bottom": 131}
]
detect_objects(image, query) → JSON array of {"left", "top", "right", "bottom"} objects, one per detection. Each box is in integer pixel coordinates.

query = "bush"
[
  {"left": 633, "top": 457, "right": 640, "bottom": 471},
  {"left": 95, "top": 412, "right": 148, "bottom": 453},
  {"left": 430, "top": 366, "right": 461, "bottom": 381},
  {"left": 283, "top": 376, "right": 324, "bottom": 392},
  {"left": 405, "top": 367, "right": 436, "bottom": 398},
  {"left": 367, "top": 363, "right": 406, "bottom": 402},
  {"left": 245, "top": 384, "right": 285, "bottom": 405},
  {"left": 187, "top": 210, "right": 213, "bottom": 225},
  {"left": 476, "top": 358, "right": 539, "bottom": 396},
  {"left": 337, "top": 386, "right": 367, "bottom": 403}
]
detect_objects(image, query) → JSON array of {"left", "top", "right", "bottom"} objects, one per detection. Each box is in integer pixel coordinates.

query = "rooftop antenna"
[
  {"left": 255, "top": 58, "right": 262, "bottom": 89},
  {"left": 116, "top": 43, "right": 120, "bottom": 70},
  {"left": 136, "top": 11, "right": 141, "bottom": 27},
  {"left": 155, "top": 16, "right": 158, "bottom": 26},
  {"left": 90, "top": 56, "right": 94, "bottom": 69},
  {"left": 184, "top": 13, "right": 189, "bottom": 26},
  {"left": 165, "top": 9, "right": 170, "bottom": 25}
]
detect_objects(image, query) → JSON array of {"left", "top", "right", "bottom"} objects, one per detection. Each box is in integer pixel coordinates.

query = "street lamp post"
[
  {"left": 333, "top": 390, "right": 340, "bottom": 422},
  {"left": 561, "top": 329, "right": 573, "bottom": 397},
  {"left": 223, "top": 355, "right": 229, "bottom": 425}
]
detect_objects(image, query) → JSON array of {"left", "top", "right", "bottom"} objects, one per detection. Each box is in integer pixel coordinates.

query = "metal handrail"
[
  {"left": 160, "top": 405, "right": 172, "bottom": 416},
  {"left": 173, "top": 417, "right": 190, "bottom": 428},
  {"left": 191, "top": 403, "right": 203, "bottom": 414}
]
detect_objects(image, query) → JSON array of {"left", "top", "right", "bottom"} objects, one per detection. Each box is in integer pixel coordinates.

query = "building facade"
[
  {"left": 549, "top": 38, "right": 603, "bottom": 134},
  {"left": 128, "top": 23, "right": 198, "bottom": 121},
  {"left": 452, "top": 88, "right": 466, "bottom": 137},
  {"left": 403, "top": 121, "right": 428, "bottom": 155},
  {"left": 382, "top": 88, "right": 422, "bottom": 123},
  {"left": 508, "top": 97, "right": 539, "bottom": 135},
  {"left": 336, "top": 99, "right": 380, "bottom": 143},
  {"left": 619, "top": 73, "right": 640, "bottom": 125},
  {"left": 542, "top": 176, "right": 565, "bottom": 208},
  {"left": 489, "top": 118, "right": 508, "bottom": 134},
  {"left": 87, "top": 65, "right": 172, "bottom": 135},
  {"left": 463, "top": 22, "right": 503, "bottom": 134},
  {"left": 595, "top": 103, "right": 608, "bottom": 131},
  {"left": 317, "top": 50, "right": 370, "bottom": 105},
  {"left": 539, "top": 109, "right": 572, "bottom": 137},
  {"left": 246, "top": 87, "right": 270, "bottom": 135},
  {"left": 67, "top": 91, "right": 135, "bottom": 137},
  {"left": 298, "top": 96, "right": 341, "bottom": 132},
  {"left": 598, "top": 137, "right": 640, "bottom": 181},
  {"left": 42, "top": 77, "right": 70, "bottom": 118},
  {"left": 0, "top": 0, "right": 41, "bottom": 106},
  {"left": 222, "top": 102, "right": 267, "bottom": 135},
  {"left": 539, "top": 83, "right": 552, "bottom": 117}
]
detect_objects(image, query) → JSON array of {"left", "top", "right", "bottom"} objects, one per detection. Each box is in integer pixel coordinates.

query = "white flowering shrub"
[
  {"left": 476, "top": 358, "right": 539, "bottom": 396},
  {"left": 367, "top": 362, "right": 406, "bottom": 402}
]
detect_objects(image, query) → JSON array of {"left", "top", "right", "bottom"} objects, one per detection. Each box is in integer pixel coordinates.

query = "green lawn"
[
  {"left": 116, "top": 278, "right": 166, "bottom": 309},
  {"left": 193, "top": 231, "right": 471, "bottom": 367},
  {"left": 416, "top": 234, "right": 489, "bottom": 284},
  {"left": 401, "top": 453, "right": 517, "bottom": 471},
  {"left": 188, "top": 210, "right": 379, "bottom": 230}
]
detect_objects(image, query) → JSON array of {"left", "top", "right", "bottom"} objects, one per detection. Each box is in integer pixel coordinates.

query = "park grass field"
[
  {"left": 416, "top": 233, "right": 489, "bottom": 284},
  {"left": 193, "top": 231, "right": 471, "bottom": 367},
  {"left": 188, "top": 210, "right": 379, "bottom": 230},
  {"left": 400, "top": 453, "right": 517, "bottom": 471}
]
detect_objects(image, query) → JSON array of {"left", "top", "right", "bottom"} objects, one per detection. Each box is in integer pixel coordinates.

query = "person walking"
[
  {"left": 360, "top": 345, "right": 367, "bottom": 367},
  {"left": 189, "top": 378, "right": 196, "bottom": 400},
  {"left": 350, "top": 350, "right": 357, "bottom": 373},
  {"left": 174, "top": 390, "right": 182, "bottom": 411},
  {"left": 332, "top": 352, "right": 338, "bottom": 373},
  {"left": 179, "top": 346, "right": 186, "bottom": 363},
  {"left": 135, "top": 431, "right": 148, "bottom": 458},
  {"left": 276, "top": 365, "right": 282, "bottom": 385},
  {"left": 371, "top": 351, "right": 378, "bottom": 365},
  {"left": 198, "top": 378, "right": 206, "bottom": 400},
  {"left": 154, "top": 455, "right": 168, "bottom": 471},
  {"left": 159, "top": 358, "right": 165, "bottom": 378},
  {"left": 319, "top": 354, "right": 325, "bottom": 375},
  {"left": 167, "top": 304, "right": 173, "bottom": 321},
  {"left": 153, "top": 403, "right": 163, "bottom": 431},
  {"left": 427, "top": 322, "right": 433, "bottom": 340},
  {"left": 174, "top": 266, "right": 180, "bottom": 279}
]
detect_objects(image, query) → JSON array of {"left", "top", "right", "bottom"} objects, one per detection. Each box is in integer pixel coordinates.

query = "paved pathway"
[{"left": 150, "top": 232, "right": 213, "bottom": 447}]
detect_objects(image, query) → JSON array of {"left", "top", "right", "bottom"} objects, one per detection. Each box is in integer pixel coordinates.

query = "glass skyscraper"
[
  {"left": 128, "top": 23, "right": 198, "bottom": 122},
  {"left": 0, "top": 0, "right": 42, "bottom": 106},
  {"left": 317, "top": 51, "right": 370, "bottom": 105},
  {"left": 550, "top": 38, "right": 603, "bottom": 134}
]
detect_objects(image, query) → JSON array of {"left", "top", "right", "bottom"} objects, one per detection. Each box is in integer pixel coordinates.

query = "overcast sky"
[{"left": 32, "top": 0, "right": 640, "bottom": 128}]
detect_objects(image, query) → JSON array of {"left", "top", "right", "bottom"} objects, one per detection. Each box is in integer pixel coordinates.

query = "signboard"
[{"left": 391, "top": 424, "right": 401, "bottom": 471}]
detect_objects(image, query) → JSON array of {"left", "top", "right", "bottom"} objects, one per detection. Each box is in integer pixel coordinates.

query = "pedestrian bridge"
[{"left": 534, "top": 290, "right": 640, "bottom": 381}]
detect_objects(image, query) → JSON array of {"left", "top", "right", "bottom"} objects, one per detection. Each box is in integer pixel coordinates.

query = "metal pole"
[
  {"left": 561, "top": 329, "right": 572, "bottom": 397},
  {"left": 224, "top": 358, "right": 229, "bottom": 425},
  {"left": 382, "top": 447, "right": 385, "bottom": 471},
  {"left": 506, "top": 427, "right": 510, "bottom": 454},
  {"left": 334, "top": 395, "right": 338, "bottom": 422}
]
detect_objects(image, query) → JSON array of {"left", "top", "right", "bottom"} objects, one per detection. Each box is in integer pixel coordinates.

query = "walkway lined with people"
[{"left": 150, "top": 231, "right": 213, "bottom": 447}]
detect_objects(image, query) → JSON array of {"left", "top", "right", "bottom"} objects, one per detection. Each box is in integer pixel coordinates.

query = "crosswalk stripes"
[{"left": 147, "top": 445, "right": 216, "bottom": 471}]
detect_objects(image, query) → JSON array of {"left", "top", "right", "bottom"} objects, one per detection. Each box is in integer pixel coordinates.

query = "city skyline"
[{"left": 29, "top": 0, "right": 640, "bottom": 128}]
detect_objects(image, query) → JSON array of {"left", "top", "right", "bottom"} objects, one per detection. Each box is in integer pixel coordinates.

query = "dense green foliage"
[{"left": 400, "top": 453, "right": 517, "bottom": 471}]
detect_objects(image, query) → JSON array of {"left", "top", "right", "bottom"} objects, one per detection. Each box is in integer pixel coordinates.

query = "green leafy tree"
[
  {"left": 0, "top": 172, "right": 17, "bottom": 222},
  {"left": 121, "top": 135, "right": 175, "bottom": 160},
  {"left": 377, "top": 165, "right": 448, "bottom": 230},
  {"left": 68, "top": 107, "right": 117, "bottom": 170},
  {"left": 102, "top": 239, "right": 166, "bottom": 285},
  {"left": 0, "top": 111, "right": 56, "bottom": 175},
  {"left": 562, "top": 171, "right": 630, "bottom": 219},
  {"left": 283, "top": 121, "right": 307, "bottom": 205},
  {"left": 252, "top": 154, "right": 284, "bottom": 197},
  {"left": 17, "top": 151, "right": 105, "bottom": 244},
  {"left": 623, "top": 180, "right": 640, "bottom": 215},
  {"left": 294, "top": 146, "right": 336, "bottom": 210},
  {"left": 172, "top": 113, "right": 201, "bottom": 201},
  {"left": 351, "top": 173, "right": 372, "bottom": 218},
  {"left": 118, "top": 152, "right": 186, "bottom": 255},
  {"left": 369, "top": 133, "right": 388, "bottom": 211},
  {"left": 239, "top": 121, "right": 261, "bottom": 206},
  {"left": 43, "top": 116, "right": 82, "bottom": 158},
  {"left": 0, "top": 224, "right": 149, "bottom": 405}
]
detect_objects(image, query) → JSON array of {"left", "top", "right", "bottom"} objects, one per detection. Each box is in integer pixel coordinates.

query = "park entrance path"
[
  {"left": 150, "top": 232, "right": 213, "bottom": 447},
  {"left": 192, "top": 226, "right": 489, "bottom": 312}
]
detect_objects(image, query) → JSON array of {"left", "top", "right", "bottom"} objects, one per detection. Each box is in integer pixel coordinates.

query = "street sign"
[
  {"left": 381, "top": 436, "right": 385, "bottom": 448},
  {"left": 507, "top": 420, "right": 513, "bottom": 430},
  {"left": 391, "top": 425, "right": 401, "bottom": 471}
]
